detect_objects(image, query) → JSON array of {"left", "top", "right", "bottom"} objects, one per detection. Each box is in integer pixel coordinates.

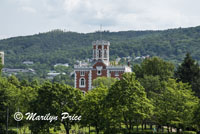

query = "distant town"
[{"left": 1, "top": 49, "right": 150, "bottom": 80}]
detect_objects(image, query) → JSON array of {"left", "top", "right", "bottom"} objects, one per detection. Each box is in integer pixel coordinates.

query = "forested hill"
[{"left": 1, "top": 26, "right": 200, "bottom": 70}]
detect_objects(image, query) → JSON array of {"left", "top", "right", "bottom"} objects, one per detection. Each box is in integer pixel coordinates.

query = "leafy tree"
[
  {"left": 106, "top": 73, "right": 153, "bottom": 133},
  {"left": 175, "top": 53, "right": 200, "bottom": 97},
  {"left": 0, "top": 79, "right": 9, "bottom": 133},
  {"left": 12, "top": 85, "right": 38, "bottom": 134},
  {"left": 193, "top": 100, "right": 200, "bottom": 132},
  {"left": 139, "top": 75, "right": 162, "bottom": 98},
  {"left": 0, "top": 77, "right": 20, "bottom": 133},
  {"left": 7, "top": 75, "right": 20, "bottom": 87},
  {"left": 134, "top": 57, "right": 175, "bottom": 81},
  {"left": 52, "top": 74, "right": 74, "bottom": 86},
  {"left": 153, "top": 79, "right": 198, "bottom": 132},
  {"left": 29, "top": 82, "right": 82, "bottom": 134},
  {"left": 92, "top": 77, "right": 117, "bottom": 88},
  {"left": 80, "top": 85, "right": 108, "bottom": 134},
  {"left": 20, "top": 79, "right": 30, "bottom": 87},
  {"left": 30, "top": 79, "right": 40, "bottom": 88}
]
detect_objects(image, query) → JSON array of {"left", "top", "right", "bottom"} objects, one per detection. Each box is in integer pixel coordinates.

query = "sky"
[{"left": 0, "top": 0, "right": 200, "bottom": 39}]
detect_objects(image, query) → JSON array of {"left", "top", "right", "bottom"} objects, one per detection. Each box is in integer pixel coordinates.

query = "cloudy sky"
[{"left": 1, "top": 0, "right": 200, "bottom": 39}]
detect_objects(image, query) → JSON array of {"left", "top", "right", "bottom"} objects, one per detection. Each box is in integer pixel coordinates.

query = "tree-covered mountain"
[{"left": 0, "top": 26, "right": 200, "bottom": 75}]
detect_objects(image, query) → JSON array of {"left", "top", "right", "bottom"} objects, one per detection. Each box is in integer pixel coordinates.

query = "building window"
[
  {"left": 98, "top": 49, "right": 102, "bottom": 58},
  {"left": 96, "top": 66, "right": 102, "bottom": 75},
  {"left": 79, "top": 78, "right": 85, "bottom": 87},
  {"left": 104, "top": 49, "right": 107, "bottom": 58},
  {"left": 80, "top": 71, "right": 85, "bottom": 76},
  {"left": 97, "top": 70, "right": 101, "bottom": 75},
  {"left": 115, "top": 71, "right": 119, "bottom": 76},
  {"left": 93, "top": 50, "right": 96, "bottom": 58}
]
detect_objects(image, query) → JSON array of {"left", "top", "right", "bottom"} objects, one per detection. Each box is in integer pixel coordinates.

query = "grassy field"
[{"left": 10, "top": 124, "right": 197, "bottom": 134}]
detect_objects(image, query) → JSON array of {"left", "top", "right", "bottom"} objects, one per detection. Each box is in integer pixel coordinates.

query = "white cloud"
[
  {"left": 20, "top": 6, "right": 36, "bottom": 13},
  {"left": 1, "top": 0, "right": 200, "bottom": 38},
  {"left": 64, "top": 0, "right": 81, "bottom": 12},
  {"left": 0, "top": 35, "right": 9, "bottom": 40}
]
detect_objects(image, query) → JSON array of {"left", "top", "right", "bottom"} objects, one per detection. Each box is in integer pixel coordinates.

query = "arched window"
[{"left": 79, "top": 78, "right": 85, "bottom": 87}]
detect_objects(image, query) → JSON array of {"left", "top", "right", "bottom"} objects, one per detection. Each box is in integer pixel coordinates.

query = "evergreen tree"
[{"left": 175, "top": 53, "right": 200, "bottom": 97}]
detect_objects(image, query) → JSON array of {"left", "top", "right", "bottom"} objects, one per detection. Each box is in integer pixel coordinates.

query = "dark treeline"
[
  {"left": 1, "top": 53, "right": 200, "bottom": 134},
  {"left": 1, "top": 26, "right": 200, "bottom": 78}
]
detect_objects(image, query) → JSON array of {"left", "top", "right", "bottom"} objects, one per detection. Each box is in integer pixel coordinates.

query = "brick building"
[{"left": 74, "top": 40, "right": 132, "bottom": 92}]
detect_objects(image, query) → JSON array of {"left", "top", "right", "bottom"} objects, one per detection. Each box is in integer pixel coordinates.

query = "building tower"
[
  {"left": 74, "top": 39, "right": 132, "bottom": 93},
  {"left": 92, "top": 40, "right": 110, "bottom": 66}
]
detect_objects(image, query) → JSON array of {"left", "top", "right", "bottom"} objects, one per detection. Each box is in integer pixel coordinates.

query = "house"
[
  {"left": 2, "top": 68, "right": 35, "bottom": 74},
  {"left": 74, "top": 40, "right": 132, "bottom": 93},
  {"left": 23, "top": 61, "right": 34, "bottom": 65},
  {"left": 54, "top": 63, "right": 69, "bottom": 67},
  {"left": 47, "top": 71, "right": 66, "bottom": 79}
]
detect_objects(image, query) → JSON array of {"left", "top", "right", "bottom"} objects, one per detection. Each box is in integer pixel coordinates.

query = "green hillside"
[{"left": 0, "top": 26, "right": 200, "bottom": 78}]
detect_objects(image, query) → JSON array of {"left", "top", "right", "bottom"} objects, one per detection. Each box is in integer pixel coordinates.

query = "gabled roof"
[{"left": 92, "top": 60, "right": 107, "bottom": 69}]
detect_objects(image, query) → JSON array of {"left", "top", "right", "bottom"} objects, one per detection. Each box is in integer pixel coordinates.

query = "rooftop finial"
[{"left": 100, "top": 24, "right": 102, "bottom": 40}]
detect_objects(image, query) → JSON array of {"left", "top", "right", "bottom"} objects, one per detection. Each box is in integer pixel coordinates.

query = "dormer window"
[
  {"left": 96, "top": 66, "right": 102, "bottom": 75},
  {"left": 97, "top": 70, "right": 101, "bottom": 75}
]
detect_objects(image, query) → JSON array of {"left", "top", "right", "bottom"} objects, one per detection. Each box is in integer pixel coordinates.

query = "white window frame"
[
  {"left": 98, "top": 49, "right": 102, "bottom": 58},
  {"left": 115, "top": 71, "right": 119, "bottom": 76},
  {"left": 80, "top": 71, "right": 85, "bottom": 76},
  {"left": 104, "top": 49, "right": 107, "bottom": 58},
  {"left": 97, "top": 70, "right": 102, "bottom": 75},
  {"left": 79, "top": 77, "right": 86, "bottom": 87},
  {"left": 96, "top": 66, "right": 102, "bottom": 76}
]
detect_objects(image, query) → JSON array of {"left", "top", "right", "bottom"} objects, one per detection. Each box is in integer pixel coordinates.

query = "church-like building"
[{"left": 74, "top": 40, "right": 132, "bottom": 92}]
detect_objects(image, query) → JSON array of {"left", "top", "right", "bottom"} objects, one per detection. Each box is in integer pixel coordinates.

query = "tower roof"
[{"left": 92, "top": 40, "right": 110, "bottom": 46}]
